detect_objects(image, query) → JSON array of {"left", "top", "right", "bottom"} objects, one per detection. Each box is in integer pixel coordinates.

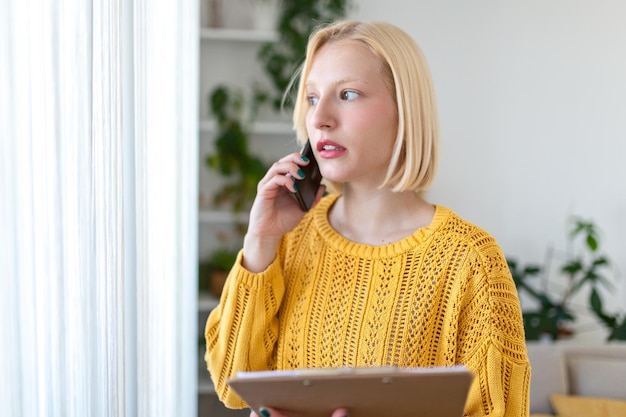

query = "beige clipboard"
[{"left": 227, "top": 365, "right": 474, "bottom": 417}]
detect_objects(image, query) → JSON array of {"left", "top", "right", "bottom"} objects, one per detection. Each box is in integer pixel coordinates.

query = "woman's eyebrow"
[{"left": 305, "top": 76, "right": 367, "bottom": 89}]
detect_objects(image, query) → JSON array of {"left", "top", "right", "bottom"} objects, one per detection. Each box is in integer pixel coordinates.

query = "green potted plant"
[
  {"left": 202, "top": 85, "right": 268, "bottom": 295},
  {"left": 590, "top": 280, "right": 626, "bottom": 341},
  {"left": 206, "top": 85, "right": 269, "bottom": 215},
  {"left": 508, "top": 217, "right": 624, "bottom": 341}
]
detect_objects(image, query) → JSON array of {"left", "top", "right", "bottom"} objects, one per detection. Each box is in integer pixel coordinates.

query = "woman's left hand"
[{"left": 249, "top": 406, "right": 349, "bottom": 417}]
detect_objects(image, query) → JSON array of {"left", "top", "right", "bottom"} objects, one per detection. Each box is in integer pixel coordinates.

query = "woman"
[{"left": 205, "top": 20, "right": 530, "bottom": 417}]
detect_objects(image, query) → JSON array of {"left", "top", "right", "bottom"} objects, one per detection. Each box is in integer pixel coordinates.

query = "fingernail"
[
  {"left": 297, "top": 168, "right": 305, "bottom": 178},
  {"left": 259, "top": 408, "right": 271, "bottom": 417},
  {"left": 293, "top": 183, "right": 299, "bottom": 191},
  {"left": 300, "top": 155, "right": 309, "bottom": 162}
]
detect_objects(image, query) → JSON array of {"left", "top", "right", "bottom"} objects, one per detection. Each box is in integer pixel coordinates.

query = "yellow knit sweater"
[{"left": 205, "top": 194, "right": 530, "bottom": 416}]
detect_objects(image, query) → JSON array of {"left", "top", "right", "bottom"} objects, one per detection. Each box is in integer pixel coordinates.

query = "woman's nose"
[{"left": 309, "top": 97, "right": 336, "bottom": 130}]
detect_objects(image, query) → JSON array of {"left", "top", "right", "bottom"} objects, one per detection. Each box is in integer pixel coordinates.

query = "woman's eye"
[
  {"left": 307, "top": 95, "right": 319, "bottom": 105},
  {"left": 341, "top": 90, "right": 359, "bottom": 101}
]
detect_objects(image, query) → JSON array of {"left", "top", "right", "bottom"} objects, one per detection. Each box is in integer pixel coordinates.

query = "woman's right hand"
[{"left": 242, "top": 152, "right": 324, "bottom": 273}]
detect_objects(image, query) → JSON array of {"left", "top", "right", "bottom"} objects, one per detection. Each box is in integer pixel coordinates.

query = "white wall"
[{"left": 351, "top": 0, "right": 626, "bottom": 341}]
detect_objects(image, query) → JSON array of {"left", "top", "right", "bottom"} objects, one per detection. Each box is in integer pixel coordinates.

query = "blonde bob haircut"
[{"left": 291, "top": 20, "right": 439, "bottom": 193}]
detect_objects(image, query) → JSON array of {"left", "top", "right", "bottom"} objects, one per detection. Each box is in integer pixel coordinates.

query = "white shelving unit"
[
  {"left": 198, "top": 25, "right": 295, "bottom": 260},
  {"left": 200, "top": 27, "right": 278, "bottom": 42},
  {"left": 198, "top": 119, "right": 292, "bottom": 135},
  {"left": 198, "top": 209, "right": 249, "bottom": 225},
  {"left": 198, "top": 25, "right": 273, "bottom": 415},
  {"left": 197, "top": 19, "right": 293, "bottom": 417}
]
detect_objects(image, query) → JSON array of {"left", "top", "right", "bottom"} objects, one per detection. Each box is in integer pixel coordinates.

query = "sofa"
[{"left": 526, "top": 342, "right": 626, "bottom": 416}]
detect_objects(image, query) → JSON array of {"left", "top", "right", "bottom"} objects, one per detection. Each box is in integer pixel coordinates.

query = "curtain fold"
[
  {"left": 0, "top": 0, "right": 198, "bottom": 416},
  {"left": 134, "top": 0, "right": 198, "bottom": 415}
]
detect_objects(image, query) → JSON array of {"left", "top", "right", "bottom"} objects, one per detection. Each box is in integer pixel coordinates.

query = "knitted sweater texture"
[{"left": 205, "top": 194, "right": 530, "bottom": 416}]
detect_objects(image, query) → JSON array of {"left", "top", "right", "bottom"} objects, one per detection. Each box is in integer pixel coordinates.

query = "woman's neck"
[{"left": 327, "top": 188, "right": 435, "bottom": 246}]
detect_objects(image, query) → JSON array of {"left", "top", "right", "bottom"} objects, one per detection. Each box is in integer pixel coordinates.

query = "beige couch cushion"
[
  {"left": 527, "top": 344, "right": 568, "bottom": 414},
  {"left": 566, "top": 355, "right": 626, "bottom": 399}
]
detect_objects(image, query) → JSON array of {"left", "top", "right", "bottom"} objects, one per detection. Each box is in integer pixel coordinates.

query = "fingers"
[
  {"left": 331, "top": 408, "right": 350, "bottom": 417},
  {"left": 259, "top": 153, "right": 310, "bottom": 193},
  {"left": 257, "top": 407, "right": 280, "bottom": 417},
  {"left": 276, "top": 154, "right": 309, "bottom": 182},
  {"left": 253, "top": 406, "right": 349, "bottom": 417}
]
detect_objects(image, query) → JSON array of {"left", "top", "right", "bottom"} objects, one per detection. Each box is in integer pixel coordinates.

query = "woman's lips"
[{"left": 317, "top": 139, "right": 346, "bottom": 159}]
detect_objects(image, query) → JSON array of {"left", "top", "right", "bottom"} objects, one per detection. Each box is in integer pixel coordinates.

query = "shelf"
[
  {"left": 200, "top": 28, "right": 278, "bottom": 43},
  {"left": 199, "top": 292, "right": 221, "bottom": 311},
  {"left": 198, "top": 294, "right": 218, "bottom": 394},
  {"left": 198, "top": 366, "right": 216, "bottom": 395},
  {"left": 198, "top": 350, "right": 216, "bottom": 394},
  {"left": 198, "top": 293, "right": 218, "bottom": 394},
  {"left": 199, "top": 119, "right": 293, "bottom": 136},
  {"left": 198, "top": 380, "right": 216, "bottom": 395},
  {"left": 199, "top": 209, "right": 249, "bottom": 224}
]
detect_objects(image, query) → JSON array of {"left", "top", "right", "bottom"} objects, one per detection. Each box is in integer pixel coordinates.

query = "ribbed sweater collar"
[{"left": 310, "top": 193, "right": 451, "bottom": 258}]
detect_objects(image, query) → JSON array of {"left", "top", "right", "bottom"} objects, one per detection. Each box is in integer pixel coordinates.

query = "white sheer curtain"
[{"left": 0, "top": 0, "right": 198, "bottom": 416}]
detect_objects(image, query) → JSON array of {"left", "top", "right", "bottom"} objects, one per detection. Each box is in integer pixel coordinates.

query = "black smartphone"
[{"left": 292, "top": 139, "right": 322, "bottom": 211}]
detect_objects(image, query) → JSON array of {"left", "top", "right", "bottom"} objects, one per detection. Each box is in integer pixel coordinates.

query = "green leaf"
[
  {"left": 561, "top": 259, "right": 583, "bottom": 275},
  {"left": 589, "top": 288, "right": 603, "bottom": 314},
  {"left": 586, "top": 234, "right": 598, "bottom": 251},
  {"left": 608, "top": 318, "right": 626, "bottom": 341},
  {"left": 210, "top": 86, "right": 229, "bottom": 120},
  {"left": 524, "top": 266, "right": 541, "bottom": 275},
  {"left": 592, "top": 256, "right": 609, "bottom": 268}
]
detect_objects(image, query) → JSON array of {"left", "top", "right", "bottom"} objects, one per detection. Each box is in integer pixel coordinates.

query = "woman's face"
[{"left": 304, "top": 40, "right": 398, "bottom": 189}]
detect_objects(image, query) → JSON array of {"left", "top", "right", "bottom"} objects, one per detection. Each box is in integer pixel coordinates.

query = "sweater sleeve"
[
  {"left": 460, "top": 242, "right": 531, "bottom": 417},
  {"left": 204, "top": 249, "right": 285, "bottom": 409}
]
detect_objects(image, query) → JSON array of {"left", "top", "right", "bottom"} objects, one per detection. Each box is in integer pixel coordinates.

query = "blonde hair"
[{"left": 291, "top": 20, "right": 439, "bottom": 193}]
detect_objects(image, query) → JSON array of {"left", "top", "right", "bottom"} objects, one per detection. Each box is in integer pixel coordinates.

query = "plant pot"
[
  {"left": 210, "top": 270, "right": 229, "bottom": 297},
  {"left": 251, "top": 0, "right": 279, "bottom": 31},
  {"left": 203, "top": 0, "right": 223, "bottom": 28}
]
